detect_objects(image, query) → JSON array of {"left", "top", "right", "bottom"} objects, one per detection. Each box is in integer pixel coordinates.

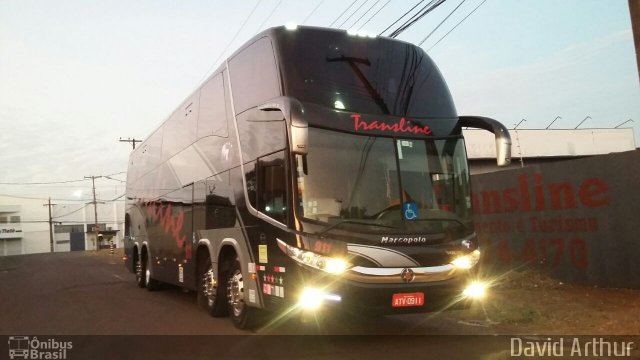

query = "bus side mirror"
[
  {"left": 290, "top": 124, "right": 308, "bottom": 155},
  {"left": 459, "top": 116, "right": 512, "bottom": 167},
  {"left": 258, "top": 97, "right": 308, "bottom": 155}
]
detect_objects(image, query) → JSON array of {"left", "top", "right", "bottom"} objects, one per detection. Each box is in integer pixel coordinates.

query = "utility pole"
[
  {"left": 85, "top": 175, "right": 103, "bottom": 251},
  {"left": 119, "top": 137, "right": 142, "bottom": 150},
  {"left": 43, "top": 197, "right": 57, "bottom": 253},
  {"left": 630, "top": 0, "right": 640, "bottom": 81}
]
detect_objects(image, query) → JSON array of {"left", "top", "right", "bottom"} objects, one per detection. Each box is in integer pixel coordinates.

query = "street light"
[
  {"left": 545, "top": 116, "right": 562, "bottom": 129},
  {"left": 615, "top": 119, "right": 634, "bottom": 128},
  {"left": 575, "top": 115, "right": 591, "bottom": 129},
  {"left": 513, "top": 118, "right": 526, "bottom": 129}
]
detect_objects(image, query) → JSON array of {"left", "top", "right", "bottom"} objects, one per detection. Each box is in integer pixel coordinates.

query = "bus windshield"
[
  {"left": 295, "top": 127, "right": 472, "bottom": 236},
  {"left": 278, "top": 28, "right": 456, "bottom": 118}
]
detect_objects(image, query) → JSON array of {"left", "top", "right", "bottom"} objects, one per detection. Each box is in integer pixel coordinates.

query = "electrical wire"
[
  {"left": 379, "top": 0, "right": 427, "bottom": 35},
  {"left": 388, "top": 0, "right": 447, "bottom": 39},
  {"left": 357, "top": 0, "right": 391, "bottom": 31},
  {"left": 198, "top": 0, "right": 262, "bottom": 84},
  {"left": 0, "top": 179, "right": 85, "bottom": 185},
  {"left": 418, "top": 0, "right": 466, "bottom": 45},
  {"left": 338, "top": 0, "right": 369, "bottom": 29},
  {"left": 0, "top": 171, "right": 125, "bottom": 186},
  {"left": 426, "top": 0, "right": 488, "bottom": 51},
  {"left": 0, "top": 193, "right": 48, "bottom": 200},
  {"left": 103, "top": 175, "right": 125, "bottom": 183},
  {"left": 349, "top": 0, "right": 381, "bottom": 29},
  {"left": 303, "top": 0, "right": 326, "bottom": 24},
  {"left": 257, "top": 0, "right": 283, "bottom": 31},
  {"left": 328, "top": 0, "right": 359, "bottom": 27},
  {"left": 53, "top": 204, "right": 90, "bottom": 219}
]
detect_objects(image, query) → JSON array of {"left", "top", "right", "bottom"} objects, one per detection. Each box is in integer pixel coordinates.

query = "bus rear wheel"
[
  {"left": 198, "top": 256, "right": 228, "bottom": 317},
  {"left": 226, "top": 258, "right": 264, "bottom": 330},
  {"left": 145, "top": 254, "right": 161, "bottom": 291}
]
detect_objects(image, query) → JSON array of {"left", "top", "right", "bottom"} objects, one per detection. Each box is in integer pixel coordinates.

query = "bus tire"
[
  {"left": 198, "top": 255, "right": 228, "bottom": 317},
  {"left": 145, "top": 253, "right": 161, "bottom": 291},
  {"left": 226, "top": 258, "right": 263, "bottom": 330}
]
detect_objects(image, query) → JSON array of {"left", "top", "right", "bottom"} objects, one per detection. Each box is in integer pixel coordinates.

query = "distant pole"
[
  {"left": 575, "top": 115, "right": 591, "bottom": 129},
  {"left": 85, "top": 175, "right": 103, "bottom": 251},
  {"left": 615, "top": 119, "right": 634, "bottom": 128},
  {"left": 43, "top": 198, "right": 57, "bottom": 253},
  {"left": 512, "top": 120, "right": 526, "bottom": 168},
  {"left": 630, "top": 0, "right": 640, "bottom": 81},
  {"left": 119, "top": 137, "right": 142, "bottom": 150},
  {"left": 545, "top": 116, "right": 562, "bottom": 129}
]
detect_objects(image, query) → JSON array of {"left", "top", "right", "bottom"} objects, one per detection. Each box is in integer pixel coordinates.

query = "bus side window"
[
  {"left": 257, "top": 151, "right": 287, "bottom": 224},
  {"left": 228, "top": 37, "right": 280, "bottom": 114}
]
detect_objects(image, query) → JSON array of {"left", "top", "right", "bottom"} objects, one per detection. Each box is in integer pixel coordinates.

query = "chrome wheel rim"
[
  {"left": 135, "top": 258, "right": 142, "bottom": 282},
  {"left": 202, "top": 266, "right": 216, "bottom": 307},
  {"left": 227, "top": 269, "right": 244, "bottom": 317}
]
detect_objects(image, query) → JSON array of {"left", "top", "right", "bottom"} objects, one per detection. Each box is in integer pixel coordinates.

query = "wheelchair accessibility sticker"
[{"left": 403, "top": 202, "right": 419, "bottom": 220}]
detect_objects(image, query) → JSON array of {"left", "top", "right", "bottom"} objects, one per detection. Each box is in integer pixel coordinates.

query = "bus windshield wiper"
[
  {"left": 326, "top": 55, "right": 390, "bottom": 114},
  {"left": 318, "top": 220, "right": 397, "bottom": 237}
]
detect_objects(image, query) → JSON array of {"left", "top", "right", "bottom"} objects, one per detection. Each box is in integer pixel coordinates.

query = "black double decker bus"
[{"left": 123, "top": 25, "right": 511, "bottom": 329}]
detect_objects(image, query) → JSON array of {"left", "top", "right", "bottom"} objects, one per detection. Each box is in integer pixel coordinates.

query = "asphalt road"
[{"left": 0, "top": 250, "right": 604, "bottom": 359}]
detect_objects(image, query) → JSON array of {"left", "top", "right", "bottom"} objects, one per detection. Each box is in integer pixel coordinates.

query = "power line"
[
  {"left": 388, "top": 0, "right": 447, "bottom": 39},
  {"left": 328, "top": 0, "right": 359, "bottom": 27},
  {"left": 257, "top": 0, "right": 283, "bottom": 32},
  {"left": 0, "top": 179, "right": 85, "bottom": 185},
  {"left": 426, "top": 0, "right": 488, "bottom": 51},
  {"left": 357, "top": 0, "right": 390, "bottom": 31},
  {"left": 303, "top": 0, "right": 326, "bottom": 24},
  {"left": 379, "top": 0, "right": 427, "bottom": 36},
  {"left": 199, "top": 0, "right": 262, "bottom": 84},
  {"left": 53, "top": 204, "right": 91, "bottom": 219},
  {"left": 103, "top": 175, "right": 125, "bottom": 183},
  {"left": 0, "top": 193, "right": 48, "bottom": 200},
  {"left": 418, "top": 0, "right": 467, "bottom": 45},
  {"left": 349, "top": 0, "right": 381, "bottom": 29},
  {"left": 0, "top": 171, "right": 125, "bottom": 186},
  {"left": 338, "top": 0, "right": 369, "bottom": 29}
]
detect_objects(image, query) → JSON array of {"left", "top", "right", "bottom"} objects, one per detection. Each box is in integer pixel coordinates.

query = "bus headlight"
[
  {"left": 277, "top": 239, "right": 351, "bottom": 274},
  {"left": 451, "top": 249, "right": 481, "bottom": 269}
]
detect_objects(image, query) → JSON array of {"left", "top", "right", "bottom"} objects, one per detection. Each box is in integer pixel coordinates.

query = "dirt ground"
[{"left": 449, "top": 269, "right": 640, "bottom": 335}]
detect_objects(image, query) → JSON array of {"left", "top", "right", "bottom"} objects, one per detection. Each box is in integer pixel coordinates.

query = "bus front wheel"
[{"left": 226, "top": 258, "right": 264, "bottom": 330}]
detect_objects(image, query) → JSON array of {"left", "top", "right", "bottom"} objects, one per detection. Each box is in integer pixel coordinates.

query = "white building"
[
  {"left": 0, "top": 195, "right": 51, "bottom": 256},
  {"left": 0, "top": 194, "right": 124, "bottom": 256},
  {"left": 464, "top": 128, "right": 637, "bottom": 174}
]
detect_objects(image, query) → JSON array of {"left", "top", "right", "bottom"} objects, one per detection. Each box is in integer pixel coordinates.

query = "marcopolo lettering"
[{"left": 381, "top": 236, "right": 428, "bottom": 245}]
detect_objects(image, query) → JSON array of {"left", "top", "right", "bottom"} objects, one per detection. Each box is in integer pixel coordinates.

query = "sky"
[{"left": 0, "top": 0, "right": 638, "bottom": 204}]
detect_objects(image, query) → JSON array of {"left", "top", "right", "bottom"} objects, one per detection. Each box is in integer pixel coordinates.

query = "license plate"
[{"left": 391, "top": 292, "right": 424, "bottom": 307}]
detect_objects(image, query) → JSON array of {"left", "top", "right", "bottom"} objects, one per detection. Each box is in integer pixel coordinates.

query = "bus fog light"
[
  {"left": 463, "top": 282, "right": 487, "bottom": 299},
  {"left": 298, "top": 287, "right": 342, "bottom": 310},
  {"left": 299, "top": 288, "right": 323, "bottom": 310}
]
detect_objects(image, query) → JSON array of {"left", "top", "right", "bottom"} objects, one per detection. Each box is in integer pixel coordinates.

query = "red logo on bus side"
[
  {"left": 145, "top": 202, "right": 192, "bottom": 259},
  {"left": 351, "top": 114, "right": 432, "bottom": 135}
]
